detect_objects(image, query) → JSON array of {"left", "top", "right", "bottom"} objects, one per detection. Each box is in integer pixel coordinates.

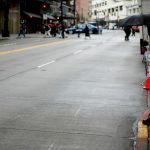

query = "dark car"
[
  {"left": 86, "top": 24, "right": 98, "bottom": 34},
  {"left": 65, "top": 24, "right": 98, "bottom": 34},
  {"left": 76, "top": 24, "right": 98, "bottom": 34}
]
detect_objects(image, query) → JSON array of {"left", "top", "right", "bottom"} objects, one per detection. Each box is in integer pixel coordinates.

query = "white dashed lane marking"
[
  {"left": 37, "top": 60, "right": 55, "bottom": 68},
  {"left": 74, "top": 107, "right": 81, "bottom": 117},
  {"left": 74, "top": 50, "right": 83, "bottom": 54},
  {"left": 37, "top": 49, "right": 83, "bottom": 69}
]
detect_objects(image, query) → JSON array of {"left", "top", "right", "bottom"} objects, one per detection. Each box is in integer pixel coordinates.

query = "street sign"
[{"left": 43, "top": 14, "right": 47, "bottom": 20}]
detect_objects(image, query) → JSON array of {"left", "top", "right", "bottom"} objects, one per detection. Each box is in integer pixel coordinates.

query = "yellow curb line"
[{"left": 0, "top": 40, "right": 70, "bottom": 56}]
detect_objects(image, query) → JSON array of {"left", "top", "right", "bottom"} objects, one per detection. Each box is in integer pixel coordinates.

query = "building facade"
[
  {"left": 0, "top": 0, "right": 73, "bottom": 36},
  {"left": 126, "top": 0, "right": 140, "bottom": 16},
  {"left": 138, "top": 0, "right": 150, "bottom": 50},
  {"left": 91, "top": 0, "right": 140, "bottom": 26},
  {"left": 0, "top": 0, "right": 20, "bottom": 35},
  {"left": 76, "top": 0, "right": 89, "bottom": 23}
]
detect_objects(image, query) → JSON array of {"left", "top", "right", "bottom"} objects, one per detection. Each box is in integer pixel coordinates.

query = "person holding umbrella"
[
  {"left": 123, "top": 26, "right": 131, "bottom": 41},
  {"left": 118, "top": 14, "right": 150, "bottom": 42}
]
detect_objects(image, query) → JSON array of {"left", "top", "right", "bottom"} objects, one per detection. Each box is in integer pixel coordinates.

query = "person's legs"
[
  {"left": 126, "top": 34, "right": 130, "bottom": 41},
  {"left": 18, "top": 31, "right": 21, "bottom": 37},
  {"left": 78, "top": 31, "right": 80, "bottom": 38},
  {"left": 125, "top": 34, "right": 127, "bottom": 41},
  {"left": 18, "top": 29, "right": 23, "bottom": 37},
  {"left": 48, "top": 30, "right": 51, "bottom": 37},
  {"left": 23, "top": 30, "right": 25, "bottom": 38},
  {"left": 44, "top": 31, "right": 48, "bottom": 37}
]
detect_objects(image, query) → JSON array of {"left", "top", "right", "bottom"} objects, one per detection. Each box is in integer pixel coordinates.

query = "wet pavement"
[{"left": 0, "top": 30, "right": 148, "bottom": 150}]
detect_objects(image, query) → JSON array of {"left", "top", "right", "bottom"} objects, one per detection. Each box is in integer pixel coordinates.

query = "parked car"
[
  {"left": 65, "top": 26, "right": 76, "bottom": 34},
  {"left": 65, "top": 24, "right": 99, "bottom": 34},
  {"left": 80, "top": 24, "right": 99, "bottom": 34}
]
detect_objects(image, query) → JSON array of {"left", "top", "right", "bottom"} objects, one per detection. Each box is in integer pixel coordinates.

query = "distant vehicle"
[
  {"left": 65, "top": 24, "right": 99, "bottom": 34},
  {"left": 65, "top": 26, "right": 76, "bottom": 34},
  {"left": 82, "top": 24, "right": 99, "bottom": 34}
]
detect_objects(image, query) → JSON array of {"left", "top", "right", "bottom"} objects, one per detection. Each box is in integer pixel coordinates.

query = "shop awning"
[{"left": 23, "top": 11, "right": 42, "bottom": 19}]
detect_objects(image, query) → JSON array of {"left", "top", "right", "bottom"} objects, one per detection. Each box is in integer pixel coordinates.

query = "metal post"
[
  {"left": 141, "top": 0, "right": 144, "bottom": 40},
  {"left": 74, "top": 0, "right": 76, "bottom": 25},
  {"left": 61, "top": 0, "right": 64, "bottom": 38},
  {"left": 61, "top": 0, "right": 63, "bottom": 22},
  {"left": 139, "top": 0, "right": 145, "bottom": 50}
]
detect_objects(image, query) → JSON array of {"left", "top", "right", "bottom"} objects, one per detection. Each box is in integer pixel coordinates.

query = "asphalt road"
[{"left": 0, "top": 31, "right": 147, "bottom": 150}]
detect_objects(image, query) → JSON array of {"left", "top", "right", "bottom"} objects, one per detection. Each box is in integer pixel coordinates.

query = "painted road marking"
[
  {"left": 74, "top": 107, "right": 81, "bottom": 117},
  {"left": 0, "top": 40, "right": 70, "bottom": 56},
  {"left": 37, "top": 60, "right": 55, "bottom": 68},
  {"left": 74, "top": 50, "right": 83, "bottom": 55},
  {"left": 38, "top": 49, "right": 84, "bottom": 68}
]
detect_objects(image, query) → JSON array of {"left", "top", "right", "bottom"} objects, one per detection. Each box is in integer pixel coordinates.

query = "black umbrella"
[{"left": 118, "top": 14, "right": 150, "bottom": 27}]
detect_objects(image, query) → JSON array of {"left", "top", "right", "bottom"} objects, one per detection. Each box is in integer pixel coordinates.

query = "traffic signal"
[
  {"left": 42, "top": 2, "right": 47, "bottom": 13},
  {"left": 42, "top": 3, "right": 47, "bottom": 9}
]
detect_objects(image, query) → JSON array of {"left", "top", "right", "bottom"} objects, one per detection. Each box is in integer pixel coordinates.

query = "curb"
[
  {"left": 136, "top": 110, "right": 150, "bottom": 150},
  {"left": 0, "top": 33, "right": 74, "bottom": 41},
  {"left": 0, "top": 34, "right": 43, "bottom": 41},
  {"left": 135, "top": 121, "right": 148, "bottom": 150},
  {"left": 137, "top": 121, "right": 148, "bottom": 139}
]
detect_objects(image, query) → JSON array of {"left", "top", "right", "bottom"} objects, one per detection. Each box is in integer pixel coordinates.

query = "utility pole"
[
  {"left": 139, "top": 0, "right": 144, "bottom": 50},
  {"left": 61, "top": 0, "right": 63, "bottom": 22},
  {"left": 74, "top": 0, "right": 76, "bottom": 25},
  {"left": 61, "top": 0, "right": 65, "bottom": 38}
]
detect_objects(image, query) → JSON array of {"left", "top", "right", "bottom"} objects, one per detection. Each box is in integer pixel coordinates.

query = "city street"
[{"left": 0, "top": 30, "right": 147, "bottom": 150}]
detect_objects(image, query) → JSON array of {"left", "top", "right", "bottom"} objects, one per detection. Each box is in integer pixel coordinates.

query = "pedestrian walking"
[
  {"left": 123, "top": 26, "right": 131, "bottom": 41},
  {"left": 53, "top": 23, "right": 57, "bottom": 37},
  {"left": 76, "top": 27, "right": 80, "bottom": 38},
  {"left": 44, "top": 24, "right": 51, "bottom": 38},
  {"left": 99, "top": 26, "right": 103, "bottom": 35},
  {"left": 18, "top": 21, "right": 26, "bottom": 38},
  {"left": 57, "top": 24, "right": 62, "bottom": 38},
  {"left": 84, "top": 25, "right": 90, "bottom": 39},
  {"left": 50, "top": 23, "right": 55, "bottom": 37}
]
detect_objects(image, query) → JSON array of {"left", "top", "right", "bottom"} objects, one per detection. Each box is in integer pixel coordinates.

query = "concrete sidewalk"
[
  {"left": 0, "top": 32, "right": 75, "bottom": 40},
  {"left": 0, "top": 33, "right": 50, "bottom": 40},
  {"left": 0, "top": 33, "right": 73, "bottom": 46}
]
